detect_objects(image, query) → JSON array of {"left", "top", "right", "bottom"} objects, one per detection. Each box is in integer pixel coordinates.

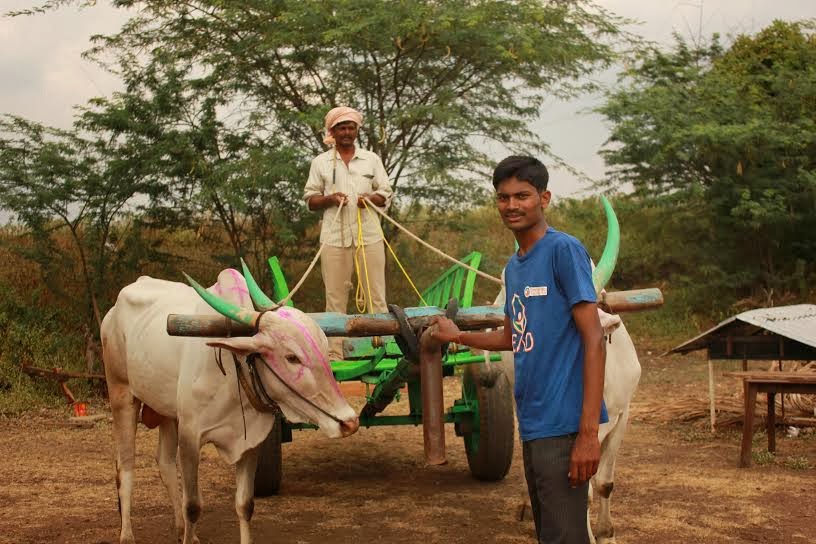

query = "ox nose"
[{"left": 340, "top": 416, "right": 360, "bottom": 437}]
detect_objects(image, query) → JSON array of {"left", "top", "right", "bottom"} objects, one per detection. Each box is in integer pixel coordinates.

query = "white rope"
[
  {"left": 275, "top": 201, "right": 345, "bottom": 307},
  {"left": 278, "top": 196, "right": 504, "bottom": 306},
  {"left": 362, "top": 197, "right": 503, "bottom": 285}
]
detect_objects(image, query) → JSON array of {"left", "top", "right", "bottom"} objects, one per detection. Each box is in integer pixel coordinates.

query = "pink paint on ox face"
[
  {"left": 260, "top": 348, "right": 305, "bottom": 382},
  {"left": 261, "top": 330, "right": 315, "bottom": 383},
  {"left": 276, "top": 309, "right": 341, "bottom": 395}
]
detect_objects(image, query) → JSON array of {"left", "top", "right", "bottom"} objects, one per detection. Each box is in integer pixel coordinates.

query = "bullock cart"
[
  {"left": 268, "top": 252, "right": 516, "bottom": 493},
  {"left": 169, "top": 252, "right": 519, "bottom": 494},
  {"left": 167, "top": 198, "right": 663, "bottom": 496}
]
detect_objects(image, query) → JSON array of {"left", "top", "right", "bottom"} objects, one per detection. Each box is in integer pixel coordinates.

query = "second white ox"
[{"left": 101, "top": 268, "right": 359, "bottom": 544}]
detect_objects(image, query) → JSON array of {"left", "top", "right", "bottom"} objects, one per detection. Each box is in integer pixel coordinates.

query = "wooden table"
[{"left": 723, "top": 371, "right": 816, "bottom": 467}]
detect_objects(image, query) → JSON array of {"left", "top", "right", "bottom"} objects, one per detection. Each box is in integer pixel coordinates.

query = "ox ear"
[
  {"left": 598, "top": 307, "right": 622, "bottom": 335},
  {"left": 206, "top": 336, "right": 259, "bottom": 357}
]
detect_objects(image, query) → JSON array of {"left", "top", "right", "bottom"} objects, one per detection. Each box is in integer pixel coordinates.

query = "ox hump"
[{"left": 208, "top": 268, "right": 253, "bottom": 308}]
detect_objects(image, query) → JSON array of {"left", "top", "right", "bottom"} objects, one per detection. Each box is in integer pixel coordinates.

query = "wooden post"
[
  {"left": 740, "top": 381, "right": 759, "bottom": 468},
  {"left": 167, "top": 305, "right": 505, "bottom": 338},
  {"left": 419, "top": 326, "right": 446, "bottom": 465},
  {"left": 708, "top": 358, "right": 717, "bottom": 432},
  {"left": 599, "top": 288, "right": 664, "bottom": 313},
  {"left": 778, "top": 359, "right": 785, "bottom": 422},
  {"left": 767, "top": 392, "right": 776, "bottom": 453}
]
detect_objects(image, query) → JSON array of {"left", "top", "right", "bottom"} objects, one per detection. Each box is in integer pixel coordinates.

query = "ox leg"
[
  {"left": 587, "top": 486, "right": 596, "bottom": 544},
  {"left": 156, "top": 418, "right": 184, "bottom": 542},
  {"left": 591, "top": 408, "right": 630, "bottom": 544},
  {"left": 109, "top": 386, "right": 141, "bottom": 544},
  {"left": 235, "top": 447, "right": 260, "bottom": 544},
  {"left": 178, "top": 428, "right": 202, "bottom": 544}
]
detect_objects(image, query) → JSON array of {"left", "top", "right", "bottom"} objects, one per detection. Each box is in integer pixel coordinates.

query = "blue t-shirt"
[{"left": 504, "top": 227, "right": 608, "bottom": 441}]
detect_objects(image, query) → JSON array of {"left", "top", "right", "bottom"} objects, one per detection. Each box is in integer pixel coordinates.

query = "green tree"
[
  {"left": 599, "top": 21, "right": 816, "bottom": 300},
  {"left": 0, "top": 115, "right": 166, "bottom": 332},
  {"left": 78, "top": 49, "right": 313, "bottom": 278},
  {"left": 78, "top": 0, "right": 626, "bottom": 211},
  {"left": 2, "top": 0, "right": 633, "bottom": 317}
]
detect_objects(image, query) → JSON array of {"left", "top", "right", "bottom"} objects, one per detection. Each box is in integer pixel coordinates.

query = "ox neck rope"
[
  {"left": 212, "top": 349, "right": 255, "bottom": 440},
  {"left": 228, "top": 352, "right": 345, "bottom": 438}
]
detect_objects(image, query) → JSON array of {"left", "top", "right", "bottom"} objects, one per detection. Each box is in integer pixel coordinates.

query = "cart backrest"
[
  {"left": 266, "top": 251, "right": 484, "bottom": 310},
  {"left": 419, "top": 251, "right": 482, "bottom": 309},
  {"left": 267, "top": 256, "right": 294, "bottom": 307}
]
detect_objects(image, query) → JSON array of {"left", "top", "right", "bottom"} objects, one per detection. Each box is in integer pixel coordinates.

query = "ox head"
[{"left": 183, "top": 269, "right": 359, "bottom": 439}]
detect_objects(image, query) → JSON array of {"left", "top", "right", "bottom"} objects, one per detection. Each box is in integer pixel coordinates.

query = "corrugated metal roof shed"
[{"left": 669, "top": 304, "right": 816, "bottom": 356}]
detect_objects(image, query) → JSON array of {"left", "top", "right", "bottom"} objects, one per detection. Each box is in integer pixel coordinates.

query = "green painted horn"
[
  {"left": 240, "top": 258, "right": 278, "bottom": 311},
  {"left": 591, "top": 195, "right": 620, "bottom": 295},
  {"left": 183, "top": 272, "right": 260, "bottom": 328}
]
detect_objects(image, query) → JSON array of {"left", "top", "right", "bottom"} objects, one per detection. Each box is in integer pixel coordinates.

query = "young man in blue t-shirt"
[{"left": 431, "top": 156, "right": 607, "bottom": 544}]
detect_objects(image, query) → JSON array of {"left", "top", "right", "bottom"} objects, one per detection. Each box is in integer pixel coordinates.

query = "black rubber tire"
[
  {"left": 462, "top": 363, "right": 515, "bottom": 481},
  {"left": 253, "top": 415, "right": 283, "bottom": 497}
]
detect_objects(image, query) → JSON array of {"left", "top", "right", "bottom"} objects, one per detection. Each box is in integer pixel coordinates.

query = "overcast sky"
[{"left": 1, "top": 1, "right": 814, "bottom": 198}]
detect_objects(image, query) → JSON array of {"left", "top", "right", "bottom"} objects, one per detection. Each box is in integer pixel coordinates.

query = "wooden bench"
[{"left": 723, "top": 371, "right": 816, "bottom": 467}]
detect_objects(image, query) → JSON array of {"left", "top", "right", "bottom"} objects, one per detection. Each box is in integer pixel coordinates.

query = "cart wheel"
[
  {"left": 254, "top": 415, "right": 283, "bottom": 497},
  {"left": 461, "top": 363, "right": 515, "bottom": 481}
]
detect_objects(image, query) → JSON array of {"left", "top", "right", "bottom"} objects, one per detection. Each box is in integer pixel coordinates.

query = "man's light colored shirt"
[{"left": 303, "top": 147, "right": 393, "bottom": 248}]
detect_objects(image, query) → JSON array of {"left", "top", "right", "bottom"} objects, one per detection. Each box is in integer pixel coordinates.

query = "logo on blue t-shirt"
[
  {"left": 510, "top": 293, "right": 534, "bottom": 353},
  {"left": 523, "top": 285, "right": 548, "bottom": 297}
]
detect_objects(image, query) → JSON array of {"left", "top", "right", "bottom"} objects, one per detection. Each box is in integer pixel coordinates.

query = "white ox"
[
  {"left": 493, "top": 285, "right": 640, "bottom": 544},
  {"left": 101, "top": 268, "right": 359, "bottom": 544}
]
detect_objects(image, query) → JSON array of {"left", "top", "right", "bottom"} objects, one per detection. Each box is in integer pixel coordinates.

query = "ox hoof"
[{"left": 181, "top": 534, "right": 200, "bottom": 544}]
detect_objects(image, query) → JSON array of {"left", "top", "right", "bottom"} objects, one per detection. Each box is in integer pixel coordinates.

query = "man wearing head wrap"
[{"left": 303, "top": 106, "right": 393, "bottom": 360}]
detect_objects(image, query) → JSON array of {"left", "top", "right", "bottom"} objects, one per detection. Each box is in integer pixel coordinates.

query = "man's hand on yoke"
[{"left": 428, "top": 316, "right": 461, "bottom": 344}]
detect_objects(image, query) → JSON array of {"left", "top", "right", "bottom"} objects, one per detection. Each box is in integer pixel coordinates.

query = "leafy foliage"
[
  {"left": 82, "top": 0, "right": 626, "bottom": 211},
  {"left": 77, "top": 49, "right": 315, "bottom": 281},
  {"left": 0, "top": 115, "right": 170, "bottom": 331},
  {"left": 599, "top": 21, "right": 816, "bottom": 300}
]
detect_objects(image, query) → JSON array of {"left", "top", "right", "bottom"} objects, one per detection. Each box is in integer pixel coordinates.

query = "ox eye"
[{"left": 285, "top": 354, "right": 302, "bottom": 366}]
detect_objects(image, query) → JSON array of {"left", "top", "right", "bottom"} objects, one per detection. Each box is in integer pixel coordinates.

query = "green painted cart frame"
[{"left": 253, "top": 252, "right": 515, "bottom": 496}]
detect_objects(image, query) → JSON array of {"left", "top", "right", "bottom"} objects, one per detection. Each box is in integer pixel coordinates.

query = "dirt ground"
[{"left": 1, "top": 348, "right": 814, "bottom": 544}]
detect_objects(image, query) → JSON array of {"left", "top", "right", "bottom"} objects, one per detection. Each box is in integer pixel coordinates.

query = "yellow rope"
[
  {"left": 362, "top": 198, "right": 429, "bottom": 307},
  {"left": 354, "top": 206, "right": 375, "bottom": 314}
]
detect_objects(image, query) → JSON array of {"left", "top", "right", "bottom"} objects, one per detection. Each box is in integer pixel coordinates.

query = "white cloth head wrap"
[{"left": 323, "top": 106, "right": 363, "bottom": 146}]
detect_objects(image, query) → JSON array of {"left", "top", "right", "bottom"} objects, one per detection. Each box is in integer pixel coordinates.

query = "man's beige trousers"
[{"left": 320, "top": 241, "right": 387, "bottom": 359}]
